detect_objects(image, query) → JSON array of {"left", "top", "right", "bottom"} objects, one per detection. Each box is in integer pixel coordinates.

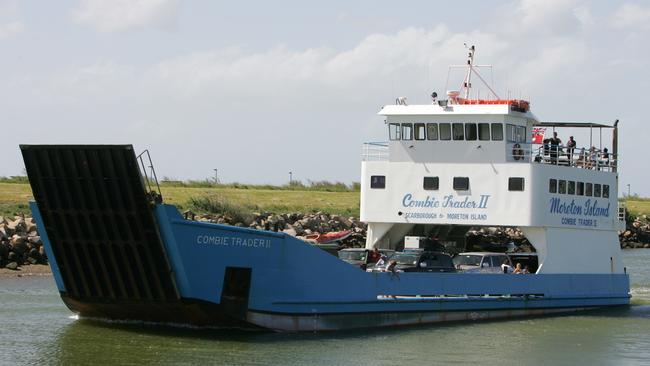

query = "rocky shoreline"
[
  {"left": 0, "top": 216, "right": 47, "bottom": 272},
  {"left": 2, "top": 211, "right": 650, "bottom": 272}
]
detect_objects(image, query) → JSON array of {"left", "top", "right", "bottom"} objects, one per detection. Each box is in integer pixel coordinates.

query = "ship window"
[
  {"left": 427, "top": 123, "right": 438, "bottom": 140},
  {"left": 453, "top": 177, "right": 469, "bottom": 191},
  {"left": 508, "top": 177, "right": 525, "bottom": 191},
  {"left": 568, "top": 181, "right": 576, "bottom": 195},
  {"left": 577, "top": 182, "right": 584, "bottom": 196},
  {"left": 558, "top": 180, "right": 567, "bottom": 194},
  {"left": 549, "top": 179, "right": 557, "bottom": 193},
  {"left": 370, "top": 175, "right": 385, "bottom": 189},
  {"left": 478, "top": 123, "right": 490, "bottom": 141},
  {"left": 594, "top": 184, "right": 601, "bottom": 198},
  {"left": 506, "top": 124, "right": 516, "bottom": 142},
  {"left": 389, "top": 123, "right": 401, "bottom": 140},
  {"left": 439, "top": 123, "right": 451, "bottom": 140},
  {"left": 465, "top": 123, "right": 478, "bottom": 141},
  {"left": 423, "top": 177, "right": 439, "bottom": 190},
  {"left": 603, "top": 185, "right": 610, "bottom": 198},
  {"left": 491, "top": 123, "right": 503, "bottom": 141},
  {"left": 517, "top": 126, "right": 527, "bottom": 143},
  {"left": 586, "top": 183, "right": 593, "bottom": 197},
  {"left": 401, "top": 123, "right": 413, "bottom": 140},
  {"left": 414, "top": 123, "right": 426, "bottom": 140},
  {"left": 452, "top": 123, "right": 464, "bottom": 140}
]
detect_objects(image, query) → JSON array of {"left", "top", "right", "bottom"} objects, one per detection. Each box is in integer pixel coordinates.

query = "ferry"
[{"left": 20, "top": 47, "right": 630, "bottom": 331}]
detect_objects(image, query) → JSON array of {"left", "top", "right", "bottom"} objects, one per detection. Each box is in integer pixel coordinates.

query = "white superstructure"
[{"left": 360, "top": 47, "right": 624, "bottom": 275}]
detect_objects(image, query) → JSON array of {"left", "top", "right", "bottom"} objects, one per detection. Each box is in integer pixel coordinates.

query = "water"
[{"left": 2, "top": 251, "right": 650, "bottom": 366}]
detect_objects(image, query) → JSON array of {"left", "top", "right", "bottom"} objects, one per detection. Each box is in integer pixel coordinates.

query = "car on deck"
[
  {"left": 453, "top": 252, "right": 513, "bottom": 273},
  {"left": 338, "top": 248, "right": 395, "bottom": 270},
  {"left": 373, "top": 251, "right": 456, "bottom": 273}
]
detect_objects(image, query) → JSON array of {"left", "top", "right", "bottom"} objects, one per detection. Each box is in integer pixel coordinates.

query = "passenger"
[
  {"left": 513, "top": 263, "right": 523, "bottom": 274},
  {"left": 566, "top": 136, "right": 576, "bottom": 165},
  {"left": 501, "top": 259, "right": 513, "bottom": 274},
  {"left": 368, "top": 247, "right": 381, "bottom": 263},
  {"left": 386, "top": 260, "right": 398, "bottom": 273},
  {"left": 587, "top": 146, "right": 598, "bottom": 170},
  {"left": 577, "top": 147, "right": 586, "bottom": 168},
  {"left": 601, "top": 147, "right": 610, "bottom": 169},
  {"left": 376, "top": 254, "right": 388, "bottom": 268},
  {"left": 522, "top": 265, "right": 530, "bottom": 274},
  {"left": 543, "top": 138, "right": 551, "bottom": 157},
  {"left": 549, "top": 132, "right": 562, "bottom": 165}
]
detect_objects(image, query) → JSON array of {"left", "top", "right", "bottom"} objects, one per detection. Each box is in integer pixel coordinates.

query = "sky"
[{"left": 0, "top": 0, "right": 648, "bottom": 196}]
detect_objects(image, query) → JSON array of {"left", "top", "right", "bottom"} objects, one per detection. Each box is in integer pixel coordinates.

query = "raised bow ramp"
[{"left": 20, "top": 145, "right": 186, "bottom": 318}]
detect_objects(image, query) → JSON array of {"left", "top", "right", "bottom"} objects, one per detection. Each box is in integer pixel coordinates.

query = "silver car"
[{"left": 453, "top": 252, "right": 513, "bottom": 273}]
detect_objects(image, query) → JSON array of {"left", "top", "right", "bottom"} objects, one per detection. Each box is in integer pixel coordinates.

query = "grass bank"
[
  {"left": 1, "top": 179, "right": 648, "bottom": 219},
  {"left": 0, "top": 180, "right": 361, "bottom": 217}
]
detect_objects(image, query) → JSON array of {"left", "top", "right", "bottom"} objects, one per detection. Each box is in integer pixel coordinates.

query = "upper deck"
[{"left": 365, "top": 103, "right": 617, "bottom": 172}]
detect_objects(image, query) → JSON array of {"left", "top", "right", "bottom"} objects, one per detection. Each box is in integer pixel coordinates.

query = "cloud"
[
  {"left": 0, "top": 21, "right": 23, "bottom": 39},
  {"left": 71, "top": 0, "right": 181, "bottom": 32},
  {"left": 611, "top": 3, "right": 650, "bottom": 31},
  {"left": 4, "top": 0, "right": 650, "bottom": 192}
]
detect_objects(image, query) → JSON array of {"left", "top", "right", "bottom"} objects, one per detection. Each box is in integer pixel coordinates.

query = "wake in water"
[{"left": 630, "top": 286, "right": 650, "bottom": 305}]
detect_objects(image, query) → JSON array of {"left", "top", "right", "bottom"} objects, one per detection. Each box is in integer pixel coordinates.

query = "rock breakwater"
[
  {"left": 3, "top": 211, "right": 649, "bottom": 271},
  {"left": 0, "top": 216, "right": 47, "bottom": 270},
  {"left": 620, "top": 215, "right": 650, "bottom": 249}
]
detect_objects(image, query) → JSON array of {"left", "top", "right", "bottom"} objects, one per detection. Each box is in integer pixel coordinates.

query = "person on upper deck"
[
  {"left": 587, "top": 146, "right": 598, "bottom": 169},
  {"left": 601, "top": 147, "right": 610, "bottom": 169},
  {"left": 549, "top": 132, "right": 562, "bottom": 165},
  {"left": 566, "top": 136, "right": 576, "bottom": 165}
]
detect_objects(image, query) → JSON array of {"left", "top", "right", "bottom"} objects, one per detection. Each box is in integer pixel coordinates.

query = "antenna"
[
  {"left": 447, "top": 45, "right": 500, "bottom": 101},
  {"left": 462, "top": 45, "right": 475, "bottom": 99}
]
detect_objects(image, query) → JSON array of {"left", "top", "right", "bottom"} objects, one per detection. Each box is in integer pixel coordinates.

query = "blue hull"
[{"left": 34, "top": 202, "right": 630, "bottom": 331}]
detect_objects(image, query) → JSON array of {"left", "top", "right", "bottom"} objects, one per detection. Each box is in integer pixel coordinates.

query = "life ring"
[{"left": 512, "top": 143, "right": 524, "bottom": 160}]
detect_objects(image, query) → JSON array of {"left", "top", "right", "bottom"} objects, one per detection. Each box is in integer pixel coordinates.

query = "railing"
[
  {"left": 618, "top": 202, "right": 627, "bottom": 222},
  {"left": 531, "top": 145, "right": 617, "bottom": 172},
  {"left": 137, "top": 149, "right": 163, "bottom": 203},
  {"left": 361, "top": 142, "right": 389, "bottom": 161},
  {"left": 618, "top": 202, "right": 627, "bottom": 231}
]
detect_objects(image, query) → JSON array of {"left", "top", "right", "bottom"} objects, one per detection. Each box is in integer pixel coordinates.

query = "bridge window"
[
  {"left": 452, "top": 123, "right": 464, "bottom": 140},
  {"left": 478, "top": 123, "right": 490, "bottom": 141},
  {"left": 586, "top": 183, "right": 593, "bottom": 197},
  {"left": 594, "top": 184, "right": 601, "bottom": 198},
  {"left": 453, "top": 177, "right": 469, "bottom": 191},
  {"left": 491, "top": 123, "right": 503, "bottom": 141},
  {"left": 508, "top": 177, "right": 525, "bottom": 191},
  {"left": 603, "top": 185, "right": 610, "bottom": 198},
  {"left": 507, "top": 124, "right": 526, "bottom": 143},
  {"left": 401, "top": 123, "right": 413, "bottom": 140},
  {"left": 439, "top": 123, "right": 451, "bottom": 140},
  {"left": 427, "top": 123, "right": 438, "bottom": 140},
  {"left": 389, "top": 123, "right": 401, "bottom": 140},
  {"left": 370, "top": 175, "right": 385, "bottom": 189},
  {"left": 423, "top": 177, "right": 439, "bottom": 190},
  {"left": 568, "top": 181, "right": 576, "bottom": 195},
  {"left": 549, "top": 179, "right": 557, "bottom": 193},
  {"left": 465, "top": 123, "right": 477, "bottom": 141},
  {"left": 558, "top": 180, "right": 567, "bottom": 194},
  {"left": 517, "top": 126, "right": 527, "bottom": 142},
  {"left": 414, "top": 123, "right": 426, "bottom": 140},
  {"left": 577, "top": 182, "right": 584, "bottom": 196}
]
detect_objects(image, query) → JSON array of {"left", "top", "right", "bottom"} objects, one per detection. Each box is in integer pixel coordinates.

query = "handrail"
[
  {"left": 136, "top": 149, "right": 163, "bottom": 203},
  {"left": 361, "top": 142, "right": 389, "bottom": 161},
  {"left": 531, "top": 145, "right": 618, "bottom": 172}
]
